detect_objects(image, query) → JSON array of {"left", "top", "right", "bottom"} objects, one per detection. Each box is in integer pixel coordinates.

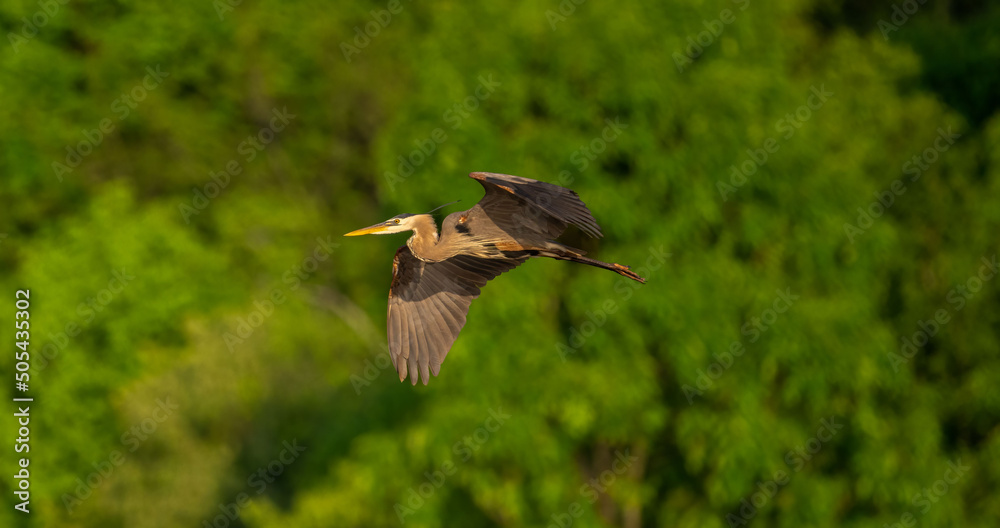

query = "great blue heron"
[{"left": 344, "top": 172, "right": 646, "bottom": 385}]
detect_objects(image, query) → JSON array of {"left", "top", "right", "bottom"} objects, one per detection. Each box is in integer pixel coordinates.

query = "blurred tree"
[{"left": 0, "top": 0, "right": 998, "bottom": 527}]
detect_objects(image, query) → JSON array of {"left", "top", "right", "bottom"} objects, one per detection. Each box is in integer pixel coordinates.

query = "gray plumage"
[{"left": 344, "top": 172, "right": 646, "bottom": 385}]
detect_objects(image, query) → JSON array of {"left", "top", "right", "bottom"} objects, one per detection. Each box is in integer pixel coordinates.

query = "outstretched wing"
[
  {"left": 388, "top": 246, "right": 526, "bottom": 385},
  {"left": 470, "top": 172, "right": 603, "bottom": 239}
]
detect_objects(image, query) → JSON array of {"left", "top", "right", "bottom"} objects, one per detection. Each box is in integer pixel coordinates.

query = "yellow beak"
[{"left": 343, "top": 223, "right": 389, "bottom": 236}]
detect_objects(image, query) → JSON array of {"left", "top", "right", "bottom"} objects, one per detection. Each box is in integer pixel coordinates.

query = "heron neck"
[{"left": 406, "top": 214, "right": 442, "bottom": 260}]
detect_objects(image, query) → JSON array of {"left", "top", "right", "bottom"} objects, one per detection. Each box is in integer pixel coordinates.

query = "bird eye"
[{"left": 394, "top": 219, "right": 401, "bottom": 224}]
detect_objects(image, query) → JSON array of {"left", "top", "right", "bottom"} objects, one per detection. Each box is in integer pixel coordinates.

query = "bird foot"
[{"left": 613, "top": 263, "right": 646, "bottom": 283}]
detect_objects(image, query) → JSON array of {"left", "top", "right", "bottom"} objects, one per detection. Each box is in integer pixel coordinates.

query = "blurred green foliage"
[{"left": 1, "top": 0, "right": 999, "bottom": 527}]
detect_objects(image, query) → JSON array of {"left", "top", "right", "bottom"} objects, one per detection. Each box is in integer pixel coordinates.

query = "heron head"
[{"left": 344, "top": 214, "right": 418, "bottom": 236}]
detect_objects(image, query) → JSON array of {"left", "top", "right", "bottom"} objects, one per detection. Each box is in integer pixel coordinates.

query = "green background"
[{"left": 2, "top": 0, "right": 999, "bottom": 526}]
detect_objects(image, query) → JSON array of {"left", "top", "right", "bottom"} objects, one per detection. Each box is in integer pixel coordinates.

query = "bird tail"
[{"left": 539, "top": 244, "right": 647, "bottom": 283}]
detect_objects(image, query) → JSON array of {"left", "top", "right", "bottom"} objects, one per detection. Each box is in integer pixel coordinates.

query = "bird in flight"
[{"left": 344, "top": 172, "right": 646, "bottom": 385}]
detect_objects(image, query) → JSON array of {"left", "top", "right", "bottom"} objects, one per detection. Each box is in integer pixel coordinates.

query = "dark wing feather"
[
  {"left": 388, "top": 246, "right": 526, "bottom": 385},
  {"left": 470, "top": 172, "right": 603, "bottom": 238}
]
